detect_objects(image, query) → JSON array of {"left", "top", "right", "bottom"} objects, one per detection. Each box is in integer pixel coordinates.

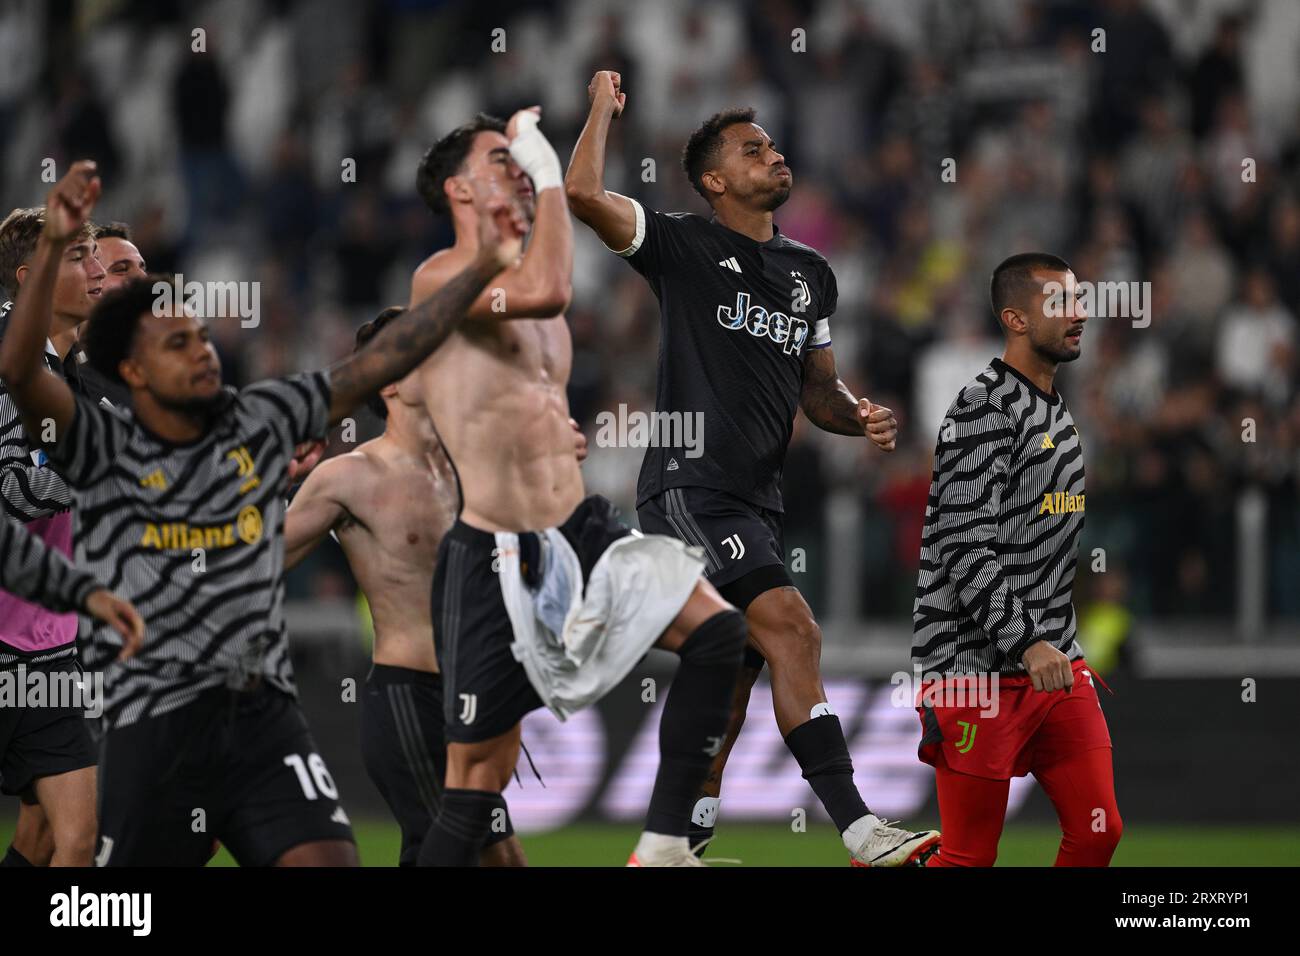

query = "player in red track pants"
[{"left": 918, "top": 659, "right": 1122, "bottom": 867}]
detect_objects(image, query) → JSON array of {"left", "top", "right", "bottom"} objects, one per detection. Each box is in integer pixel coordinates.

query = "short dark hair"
[
  {"left": 354, "top": 306, "right": 405, "bottom": 418},
  {"left": 989, "top": 252, "right": 1072, "bottom": 329},
  {"left": 682, "top": 107, "right": 757, "bottom": 202},
  {"left": 93, "top": 221, "right": 133, "bottom": 241},
  {"left": 0, "top": 207, "right": 95, "bottom": 301},
  {"left": 81, "top": 275, "right": 167, "bottom": 384},
  {"left": 416, "top": 113, "right": 507, "bottom": 215}
]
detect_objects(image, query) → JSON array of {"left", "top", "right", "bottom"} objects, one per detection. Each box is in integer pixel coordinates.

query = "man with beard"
[
  {"left": 0, "top": 160, "right": 519, "bottom": 865},
  {"left": 912, "top": 253, "right": 1120, "bottom": 867},
  {"left": 566, "top": 72, "right": 938, "bottom": 865}
]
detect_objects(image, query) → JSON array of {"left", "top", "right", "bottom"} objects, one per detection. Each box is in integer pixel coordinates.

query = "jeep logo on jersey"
[{"left": 716, "top": 291, "right": 810, "bottom": 355}]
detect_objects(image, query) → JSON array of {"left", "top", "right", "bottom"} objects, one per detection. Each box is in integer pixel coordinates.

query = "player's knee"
[
  {"left": 762, "top": 612, "right": 821, "bottom": 667},
  {"left": 677, "top": 609, "right": 747, "bottom": 669},
  {"left": 52, "top": 822, "right": 96, "bottom": 865},
  {"left": 1095, "top": 808, "right": 1123, "bottom": 853},
  {"left": 1063, "top": 806, "right": 1122, "bottom": 864}
]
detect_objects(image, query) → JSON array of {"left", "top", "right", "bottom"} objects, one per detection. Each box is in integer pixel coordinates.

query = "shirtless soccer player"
[
  {"left": 567, "top": 71, "right": 939, "bottom": 865},
  {"left": 0, "top": 160, "right": 519, "bottom": 866},
  {"left": 410, "top": 109, "right": 748, "bottom": 867},
  {"left": 283, "top": 305, "right": 582, "bottom": 867}
]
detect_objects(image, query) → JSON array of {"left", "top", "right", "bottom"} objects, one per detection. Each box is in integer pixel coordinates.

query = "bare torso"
[
  {"left": 411, "top": 261, "right": 584, "bottom": 532},
  {"left": 329, "top": 434, "right": 459, "bottom": 670}
]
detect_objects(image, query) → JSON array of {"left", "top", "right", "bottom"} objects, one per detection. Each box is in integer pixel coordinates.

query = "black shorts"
[
  {"left": 96, "top": 684, "right": 354, "bottom": 867},
  {"left": 0, "top": 658, "right": 97, "bottom": 798},
  {"left": 361, "top": 663, "right": 512, "bottom": 865},
  {"left": 432, "top": 495, "right": 633, "bottom": 744},
  {"left": 638, "top": 487, "right": 793, "bottom": 609}
]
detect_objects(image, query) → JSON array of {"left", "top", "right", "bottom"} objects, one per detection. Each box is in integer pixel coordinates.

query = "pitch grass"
[
  {"left": 225, "top": 821, "right": 1297, "bottom": 867},
  {"left": 3, "top": 817, "right": 1293, "bottom": 865}
]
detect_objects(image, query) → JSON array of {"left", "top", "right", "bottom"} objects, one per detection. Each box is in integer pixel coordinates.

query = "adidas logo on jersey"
[
  {"left": 139, "top": 469, "right": 168, "bottom": 491},
  {"left": 718, "top": 256, "right": 742, "bottom": 273},
  {"left": 1040, "top": 434, "right": 1055, "bottom": 449}
]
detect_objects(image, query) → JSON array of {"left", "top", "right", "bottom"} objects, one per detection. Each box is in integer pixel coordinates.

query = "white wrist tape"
[{"left": 508, "top": 111, "right": 563, "bottom": 193}]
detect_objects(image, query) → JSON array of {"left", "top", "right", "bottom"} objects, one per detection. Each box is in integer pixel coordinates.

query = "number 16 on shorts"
[{"left": 283, "top": 752, "right": 339, "bottom": 800}]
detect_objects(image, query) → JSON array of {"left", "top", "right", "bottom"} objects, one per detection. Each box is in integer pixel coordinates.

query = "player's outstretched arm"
[
  {"left": 565, "top": 70, "right": 639, "bottom": 251},
  {"left": 327, "top": 195, "right": 517, "bottom": 426},
  {"left": 412, "top": 109, "right": 572, "bottom": 321},
  {"left": 0, "top": 517, "right": 143, "bottom": 658},
  {"left": 800, "top": 346, "right": 897, "bottom": 449},
  {"left": 0, "top": 162, "right": 100, "bottom": 445},
  {"left": 284, "top": 456, "right": 350, "bottom": 570}
]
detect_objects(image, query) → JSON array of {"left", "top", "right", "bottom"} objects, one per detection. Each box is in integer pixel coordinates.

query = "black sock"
[
  {"left": 784, "top": 714, "right": 870, "bottom": 833},
  {"left": 645, "top": 610, "right": 746, "bottom": 837},
  {"left": 416, "top": 788, "right": 505, "bottom": 866},
  {"left": 1, "top": 845, "right": 33, "bottom": 867}
]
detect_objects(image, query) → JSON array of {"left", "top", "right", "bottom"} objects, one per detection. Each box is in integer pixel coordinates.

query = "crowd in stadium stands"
[{"left": 4, "top": 0, "right": 1298, "bottom": 627}]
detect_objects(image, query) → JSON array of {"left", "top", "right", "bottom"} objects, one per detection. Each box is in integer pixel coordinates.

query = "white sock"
[
  {"left": 841, "top": 813, "right": 881, "bottom": 853},
  {"left": 635, "top": 831, "right": 689, "bottom": 861}
]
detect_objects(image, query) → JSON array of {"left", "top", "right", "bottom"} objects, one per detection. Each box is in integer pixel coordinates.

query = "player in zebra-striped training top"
[
  {"left": 912, "top": 252, "right": 1121, "bottom": 867},
  {"left": 0, "top": 160, "right": 520, "bottom": 866}
]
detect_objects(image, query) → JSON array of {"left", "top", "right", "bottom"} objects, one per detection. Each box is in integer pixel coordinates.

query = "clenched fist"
[
  {"left": 587, "top": 70, "right": 626, "bottom": 118},
  {"left": 858, "top": 399, "right": 897, "bottom": 452}
]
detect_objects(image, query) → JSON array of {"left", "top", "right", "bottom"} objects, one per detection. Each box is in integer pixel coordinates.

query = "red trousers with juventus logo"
[{"left": 915, "top": 658, "right": 1121, "bottom": 866}]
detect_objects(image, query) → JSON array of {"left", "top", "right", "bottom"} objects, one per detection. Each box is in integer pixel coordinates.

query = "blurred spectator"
[
  {"left": 1216, "top": 269, "right": 1297, "bottom": 407},
  {"left": 1, "top": 0, "right": 1294, "bottom": 627}
]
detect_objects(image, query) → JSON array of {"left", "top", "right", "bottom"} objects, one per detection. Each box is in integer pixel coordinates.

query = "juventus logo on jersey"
[
  {"left": 722, "top": 533, "right": 745, "bottom": 560},
  {"left": 458, "top": 693, "right": 478, "bottom": 725},
  {"left": 790, "top": 270, "right": 812, "bottom": 313},
  {"left": 94, "top": 836, "right": 114, "bottom": 867},
  {"left": 226, "top": 446, "right": 260, "bottom": 494}
]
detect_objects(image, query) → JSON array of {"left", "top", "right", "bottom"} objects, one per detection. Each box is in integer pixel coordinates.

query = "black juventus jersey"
[
  {"left": 41, "top": 371, "right": 331, "bottom": 729},
  {"left": 611, "top": 199, "right": 836, "bottom": 513},
  {"left": 912, "top": 359, "right": 1086, "bottom": 675}
]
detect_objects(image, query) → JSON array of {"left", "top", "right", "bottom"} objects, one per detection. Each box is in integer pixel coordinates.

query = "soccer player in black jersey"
[
  {"left": 567, "top": 71, "right": 938, "bottom": 865},
  {"left": 0, "top": 161, "right": 520, "bottom": 866}
]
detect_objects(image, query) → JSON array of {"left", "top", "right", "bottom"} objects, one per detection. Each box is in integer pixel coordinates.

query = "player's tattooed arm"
[
  {"left": 328, "top": 192, "right": 520, "bottom": 426},
  {"left": 565, "top": 70, "right": 638, "bottom": 252},
  {"left": 0, "top": 162, "right": 100, "bottom": 443},
  {"left": 799, "top": 347, "right": 898, "bottom": 450}
]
